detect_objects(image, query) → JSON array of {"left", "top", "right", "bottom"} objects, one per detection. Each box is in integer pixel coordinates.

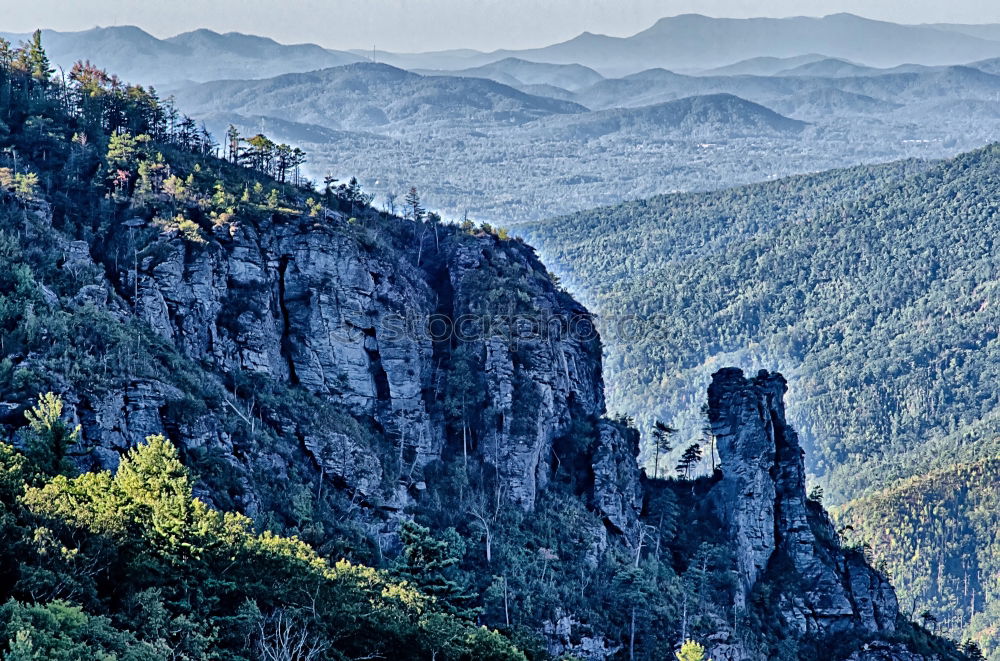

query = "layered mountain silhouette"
[
  {"left": 8, "top": 14, "right": 1000, "bottom": 86},
  {"left": 0, "top": 25, "right": 362, "bottom": 85},
  {"left": 171, "top": 62, "right": 586, "bottom": 131},
  {"left": 533, "top": 93, "right": 806, "bottom": 140}
]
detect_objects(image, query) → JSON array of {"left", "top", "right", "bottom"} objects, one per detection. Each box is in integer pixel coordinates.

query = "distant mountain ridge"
[
  {"left": 568, "top": 63, "right": 1000, "bottom": 112},
  {"left": 415, "top": 57, "right": 605, "bottom": 92},
  {"left": 0, "top": 25, "right": 362, "bottom": 86},
  {"left": 380, "top": 13, "right": 1000, "bottom": 77},
  {"left": 171, "top": 62, "right": 587, "bottom": 132},
  {"left": 533, "top": 93, "right": 806, "bottom": 139},
  {"left": 8, "top": 13, "right": 1000, "bottom": 88}
]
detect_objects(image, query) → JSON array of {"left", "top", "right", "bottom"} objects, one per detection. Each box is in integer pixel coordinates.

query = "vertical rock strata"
[{"left": 708, "top": 368, "right": 899, "bottom": 635}]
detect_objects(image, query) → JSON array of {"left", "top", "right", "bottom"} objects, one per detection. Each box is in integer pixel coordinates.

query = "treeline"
[
  {"left": 1, "top": 30, "right": 321, "bottom": 200},
  {"left": 224, "top": 125, "right": 308, "bottom": 184},
  {"left": 1, "top": 31, "right": 213, "bottom": 156}
]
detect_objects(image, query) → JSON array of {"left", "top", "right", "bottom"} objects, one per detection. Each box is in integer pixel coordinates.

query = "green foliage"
[
  {"left": 0, "top": 599, "right": 165, "bottom": 661},
  {"left": 836, "top": 459, "right": 1000, "bottom": 658},
  {"left": 21, "top": 393, "right": 79, "bottom": 477},
  {"left": 525, "top": 146, "right": 1000, "bottom": 657},
  {"left": 0, "top": 33, "right": 957, "bottom": 661},
  {"left": 1, "top": 434, "right": 525, "bottom": 660},
  {"left": 396, "top": 520, "right": 475, "bottom": 617},
  {"left": 676, "top": 639, "right": 709, "bottom": 661}
]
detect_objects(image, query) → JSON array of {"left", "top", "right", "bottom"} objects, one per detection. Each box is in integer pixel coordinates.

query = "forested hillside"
[
  {"left": 0, "top": 32, "right": 968, "bottom": 660},
  {"left": 836, "top": 460, "right": 1000, "bottom": 656},
  {"left": 522, "top": 144, "right": 1000, "bottom": 655}
]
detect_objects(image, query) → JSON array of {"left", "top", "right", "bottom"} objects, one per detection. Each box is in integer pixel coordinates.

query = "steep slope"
[
  {"left": 524, "top": 145, "right": 1000, "bottom": 499},
  {"left": 0, "top": 46, "right": 965, "bottom": 661},
  {"left": 523, "top": 145, "right": 1000, "bottom": 656},
  {"left": 836, "top": 460, "right": 1000, "bottom": 656},
  {"left": 707, "top": 370, "right": 904, "bottom": 659}
]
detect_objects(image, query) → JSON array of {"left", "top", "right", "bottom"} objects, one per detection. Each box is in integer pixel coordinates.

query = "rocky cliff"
[
  {"left": 4, "top": 195, "right": 959, "bottom": 659},
  {"left": 0, "top": 54, "right": 964, "bottom": 660},
  {"left": 707, "top": 368, "right": 902, "bottom": 657},
  {"left": 20, "top": 199, "right": 628, "bottom": 531}
]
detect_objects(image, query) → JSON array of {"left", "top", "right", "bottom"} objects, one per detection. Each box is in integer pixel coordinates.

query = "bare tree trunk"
[
  {"left": 629, "top": 606, "right": 636, "bottom": 661},
  {"left": 503, "top": 575, "right": 510, "bottom": 627},
  {"left": 682, "top": 592, "right": 688, "bottom": 642}
]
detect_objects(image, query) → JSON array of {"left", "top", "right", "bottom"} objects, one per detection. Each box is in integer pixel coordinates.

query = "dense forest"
[
  {"left": 836, "top": 460, "right": 1000, "bottom": 656},
  {"left": 522, "top": 142, "right": 1000, "bottom": 654}
]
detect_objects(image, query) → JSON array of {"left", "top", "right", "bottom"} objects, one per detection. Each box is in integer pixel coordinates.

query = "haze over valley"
[{"left": 6, "top": 14, "right": 1000, "bottom": 222}]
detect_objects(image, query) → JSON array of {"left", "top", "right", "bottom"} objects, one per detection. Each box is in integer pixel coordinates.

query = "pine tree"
[
  {"left": 396, "top": 520, "right": 474, "bottom": 617},
  {"left": 405, "top": 186, "right": 424, "bottom": 223},
  {"left": 225, "top": 124, "right": 240, "bottom": 163},
  {"left": 676, "top": 443, "right": 702, "bottom": 480},
  {"left": 22, "top": 393, "right": 80, "bottom": 476},
  {"left": 26, "top": 30, "right": 53, "bottom": 82},
  {"left": 675, "top": 639, "right": 709, "bottom": 661},
  {"left": 651, "top": 420, "right": 677, "bottom": 479}
]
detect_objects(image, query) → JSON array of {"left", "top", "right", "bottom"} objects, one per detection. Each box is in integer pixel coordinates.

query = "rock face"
[
  {"left": 591, "top": 419, "right": 642, "bottom": 534},
  {"left": 6, "top": 201, "right": 945, "bottom": 661},
  {"left": 66, "top": 209, "right": 621, "bottom": 516},
  {"left": 707, "top": 368, "right": 899, "bottom": 636}
]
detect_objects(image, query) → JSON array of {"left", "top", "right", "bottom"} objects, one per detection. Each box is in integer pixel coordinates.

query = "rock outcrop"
[
  {"left": 708, "top": 368, "right": 899, "bottom": 636},
  {"left": 591, "top": 419, "right": 642, "bottom": 534},
  {"left": 57, "top": 208, "right": 625, "bottom": 518}
]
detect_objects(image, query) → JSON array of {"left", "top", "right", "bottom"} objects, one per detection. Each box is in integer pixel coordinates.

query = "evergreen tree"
[
  {"left": 405, "top": 186, "right": 424, "bottom": 223},
  {"left": 676, "top": 639, "right": 709, "bottom": 661},
  {"left": 26, "top": 30, "right": 53, "bottom": 82},
  {"left": 225, "top": 124, "right": 240, "bottom": 163},
  {"left": 22, "top": 393, "right": 79, "bottom": 476},
  {"left": 651, "top": 420, "right": 677, "bottom": 479},
  {"left": 676, "top": 443, "right": 702, "bottom": 480},
  {"left": 396, "top": 520, "right": 474, "bottom": 617}
]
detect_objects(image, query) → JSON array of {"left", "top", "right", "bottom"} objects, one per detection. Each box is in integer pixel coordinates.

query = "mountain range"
[
  {"left": 7, "top": 13, "right": 1000, "bottom": 87},
  {"left": 2, "top": 51, "right": 971, "bottom": 659},
  {"left": 3, "top": 16, "right": 1000, "bottom": 661},
  {"left": 359, "top": 14, "right": 1000, "bottom": 76},
  {"left": 172, "top": 62, "right": 586, "bottom": 132},
  {"left": 158, "top": 54, "right": 1000, "bottom": 223},
  {"left": 0, "top": 25, "right": 362, "bottom": 86}
]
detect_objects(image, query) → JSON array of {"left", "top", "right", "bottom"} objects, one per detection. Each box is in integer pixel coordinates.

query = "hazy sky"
[{"left": 2, "top": 0, "right": 1000, "bottom": 52}]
